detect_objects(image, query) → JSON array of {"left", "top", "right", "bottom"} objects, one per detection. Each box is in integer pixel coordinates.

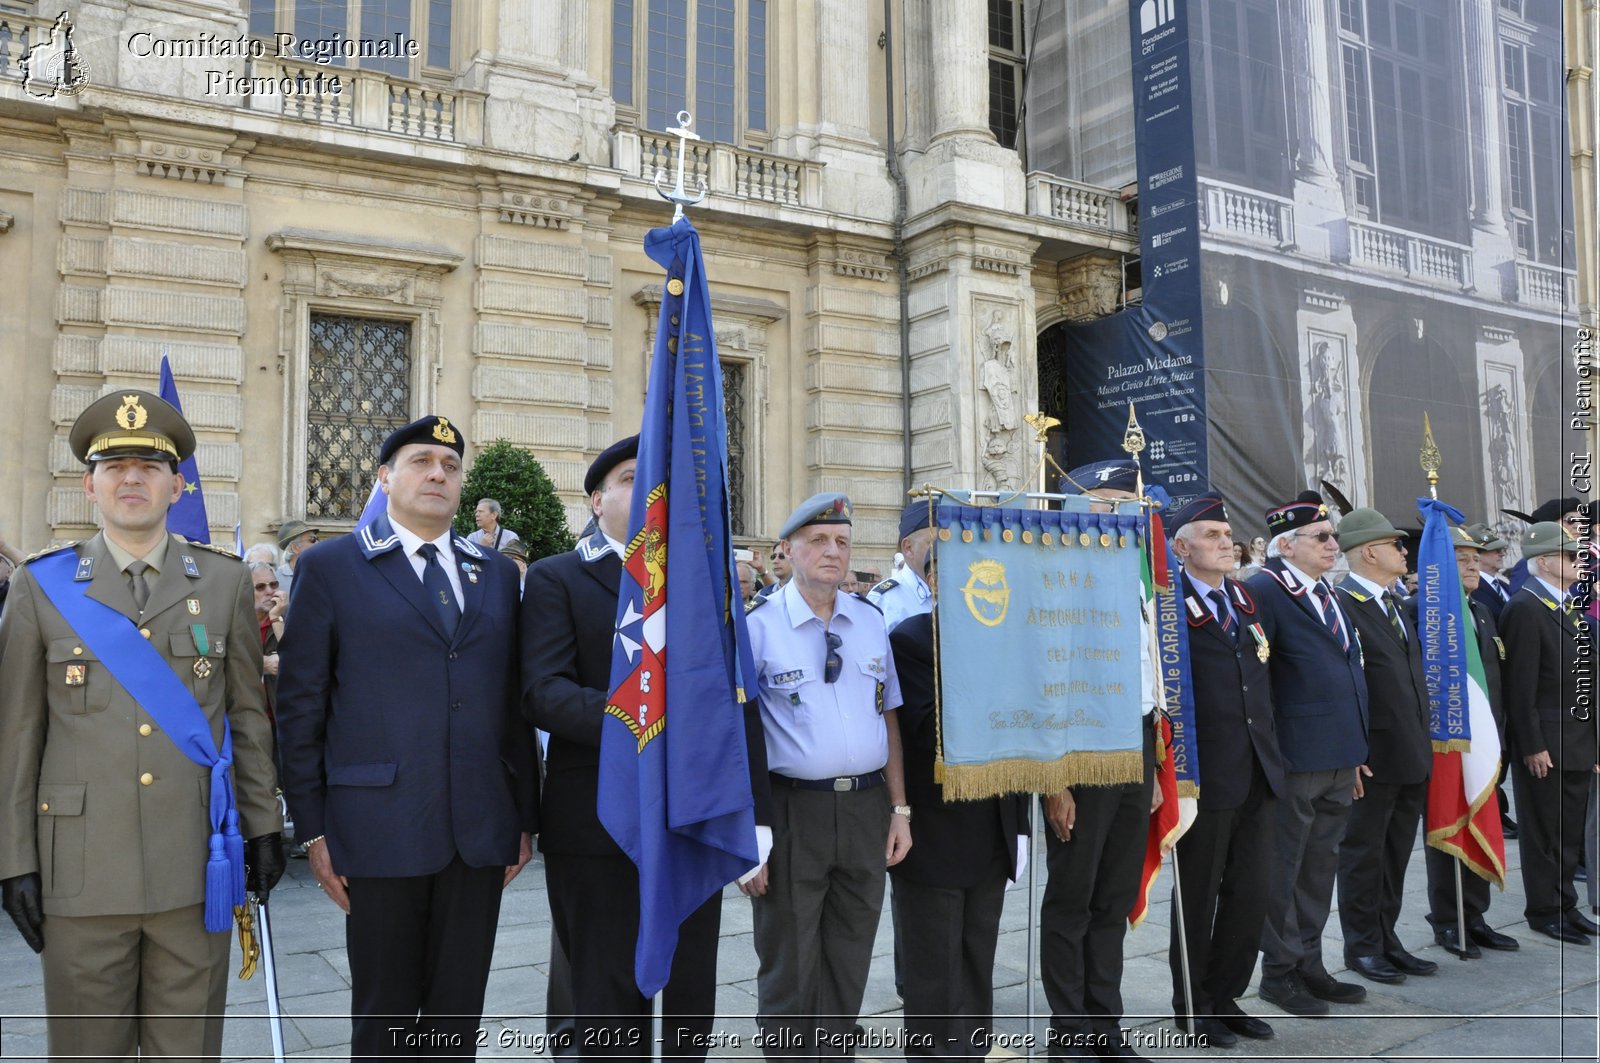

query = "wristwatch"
[{"left": 891, "top": 804, "right": 912, "bottom": 821}]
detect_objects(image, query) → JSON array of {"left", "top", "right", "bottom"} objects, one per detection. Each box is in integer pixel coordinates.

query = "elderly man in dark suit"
[
  {"left": 1425, "top": 524, "right": 1520, "bottom": 956},
  {"left": 523, "top": 437, "right": 771, "bottom": 1061},
  {"left": 1502, "top": 521, "right": 1600, "bottom": 943},
  {"left": 888, "top": 556, "right": 1027, "bottom": 1062},
  {"left": 1245, "top": 491, "right": 1369, "bottom": 1018},
  {"left": 1164, "top": 490, "right": 1284, "bottom": 1049},
  {"left": 1331, "top": 509, "right": 1437, "bottom": 984},
  {"left": 276, "top": 415, "right": 538, "bottom": 1058}
]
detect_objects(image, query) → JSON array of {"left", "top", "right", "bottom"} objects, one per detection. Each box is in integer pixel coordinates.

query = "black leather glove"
[
  {"left": 245, "top": 833, "right": 287, "bottom": 895},
  {"left": 2, "top": 873, "right": 44, "bottom": 953}
]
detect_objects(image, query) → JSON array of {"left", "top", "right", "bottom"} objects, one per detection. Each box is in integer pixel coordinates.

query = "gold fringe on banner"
[
  {"left": 1431, "top": 739, "right": 1472, "bottom": 754},
  {"left": 1175, "top": 779, "right": 1200, "bottom": 801},
  {"left": 936, "top": 749, "right": 1146, "bottom": 801}
]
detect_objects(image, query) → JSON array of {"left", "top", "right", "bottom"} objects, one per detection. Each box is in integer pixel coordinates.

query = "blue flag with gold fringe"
[
  {"left": 160, "top": 354, "right": 210, "bottom": 544},
  {"left": 598, "top": 217, "right": 760, "bottom": 998}
]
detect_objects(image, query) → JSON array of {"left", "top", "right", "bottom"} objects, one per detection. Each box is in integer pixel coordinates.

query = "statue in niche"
[
  {"left": 1304, "top": 341, "right": 1349, "bottom": 485},
  {"left": 979, "top": 309, "right": 1022, "bottom": 491},
  {"left": 1483, "top": 384, "right": 1521, "bottom": 512}
]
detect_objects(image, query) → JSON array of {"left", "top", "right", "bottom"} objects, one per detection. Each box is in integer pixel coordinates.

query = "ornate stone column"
[
  {"left": 1282, "top": 0, "right": 1338, "bottom": 185},
  {"left": 816, "top": 0, "right": 873, "bottom": 142},
  {"left": 929, "top": 0, "right": 991, "bottom": 141},
  {"left": 1464, "top": 0, "right": 1508, "bottom": 233}
]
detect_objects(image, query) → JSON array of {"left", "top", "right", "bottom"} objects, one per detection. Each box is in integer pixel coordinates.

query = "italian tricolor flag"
[{"left": 1424, "top": 586, "right": 1507, "bottom": 887}]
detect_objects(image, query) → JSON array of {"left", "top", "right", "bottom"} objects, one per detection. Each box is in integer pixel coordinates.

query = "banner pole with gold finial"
[
  {"left": 1419, "top": 411, "right": 1470, "bottom": 957},
  {"left": 1123, "top": 401, "right": 1195, "bottom": 1040},
  {"left": 1019, "top": 410, "right": 1058, "bottom": 1059}
]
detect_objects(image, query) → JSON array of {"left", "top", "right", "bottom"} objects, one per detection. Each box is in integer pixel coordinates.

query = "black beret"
[
  {"left": 1265, "top": 490, "right": 1330, "bottom": 536},
  {"left": 585, "top": 435, "right": 640, "bottom": 495},
  {"left": 1530, "top": 497, "right": 1584, "bottom": 524},
  {"left": 379, "top": 415, "right": 464, "bottom": 465},
  {"left": 1166, "top": 491, "right": 1229, "bottom": 534}
]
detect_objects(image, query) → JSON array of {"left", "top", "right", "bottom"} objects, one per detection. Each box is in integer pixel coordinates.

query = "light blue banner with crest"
[{"left": 934, "top": 499, "right": 1147, "bottom": 799}]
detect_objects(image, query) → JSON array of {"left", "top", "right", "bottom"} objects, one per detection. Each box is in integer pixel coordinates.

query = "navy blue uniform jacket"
[
  {"left": 1244, "top": 559, "right": 1369, "bottom": 773},
  {"left": 275, "top": 513, "right": 538, "bottom": 877},
  {"left": 1181, "top": 572, "right": 1286, "bottom": 809}
]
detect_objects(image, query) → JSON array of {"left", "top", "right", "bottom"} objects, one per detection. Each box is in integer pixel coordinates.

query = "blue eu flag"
[
  {"left": 598, "top": 217, "right": 760, "bottom": 997},
  {"left": 160, "top": 354, "right": 210, "bottom": 543}
]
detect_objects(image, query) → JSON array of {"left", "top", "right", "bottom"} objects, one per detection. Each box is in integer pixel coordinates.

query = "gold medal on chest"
[
  {"left": 65, "top": 663, "right": 86, "bottom": 686},
  {"left": 187, "top": 598, "right": 201, "bottom": 615},
  {"left": 193, "top": 658, "right": 212, "bottom": 680}
]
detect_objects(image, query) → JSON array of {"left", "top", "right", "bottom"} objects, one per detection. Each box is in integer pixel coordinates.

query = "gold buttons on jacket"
[
  {"left": 139, "top": 772, "right": 153, "bottom": 786},
  {"left": 72, "top": 646, "right": 83, "bottom": 656},
  {"left": 139, "top": 724, "right": 153, "bottom": 737},
  {"left": 140, "top": 628, "right": 152, "bottom": 639},
  {"left": 39, "top": 802, "right": 49, "bottom": 812}
]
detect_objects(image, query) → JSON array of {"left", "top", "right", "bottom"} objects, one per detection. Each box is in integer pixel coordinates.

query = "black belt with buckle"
[{"left": 772, "top": 770, "right": 886, "bottom": 792}]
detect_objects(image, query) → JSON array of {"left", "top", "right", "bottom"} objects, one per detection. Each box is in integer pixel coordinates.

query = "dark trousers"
[
  {"left": 752, "top": 784, "right": 890, "bottom": 1061},
  {"left": 1336, "top": 777, "right": 1427, "bottom": 955},
  {"left": 892, "top": 866, "right": 1008, "bottom": 1063},
  {"left": 1260, "top": 767, "right": 1355, "bottom": 980},
  {"left": 346, "top": 856, "right": 505, "bottom": 1059},
  {"left": 1424, "top": 844, "right": 1492, "bottom": 928},
  {"left": 1040, "top": 723, "right": 1154, "bottom": 1045},
  {"left": 1168, "top": 766, "right": 1277, "bottom": 1016},
  {"left": 1512, "top": 761, "right": 1591, "bottom": 923},
  {"left": 545, "top": 851, "right": 721, "bottom": 1062}
]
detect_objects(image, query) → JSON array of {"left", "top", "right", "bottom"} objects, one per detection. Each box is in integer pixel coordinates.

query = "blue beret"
[
  {"left": 584, "top": 435, "right": 640, "bottom": 495},
  {"left": 379, "top": 415, "right": 464, "bottom": 465},
  {"left": 1062, "top": 460, "right": 1140, "bottom": 495},
  {"left": 780, "top": 492, "right": 853, "bottom": 540},
  {"left": 898, "top": 499, "right": 936, "bottom": 541},
  {"left": 1166, "top": 490, "right": 1229, "bottom": 533}
]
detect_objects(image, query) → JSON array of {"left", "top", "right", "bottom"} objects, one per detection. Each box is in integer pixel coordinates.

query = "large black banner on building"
[{"left": 1061, "top": 0, "right": 1207, "bottom": 505}]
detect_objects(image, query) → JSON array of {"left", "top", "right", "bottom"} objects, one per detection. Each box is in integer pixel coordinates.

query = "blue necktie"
[
  {"left": 418, "top": 543, "right": 461, "bottom": 638},
  {"left": 1207, "top": 588, "right": 1237, "bottom": 641},
  {"left": 1313, "top": 582, "right": 1350, "bottom": 651}
]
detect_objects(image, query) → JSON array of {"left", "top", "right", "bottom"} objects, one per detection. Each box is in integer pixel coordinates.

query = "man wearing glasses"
[
  {"left": 274, "top": 519, "right": 319, "bottom": 599},
  {"left": 1502, "top": 522, "right": 1599, "bottom": 943},
  {"left": 1245, "top": 491, "right": 1370, "bottom": 1018},
  {"left": 755, "top": 542, "right": 792, "bottom": 601},
  {"left": 1331, "top": 509, "right": 1437, "bottom": 985},
  {"left": 740, "top": 491, "right": 912, "bottom": 1059}
]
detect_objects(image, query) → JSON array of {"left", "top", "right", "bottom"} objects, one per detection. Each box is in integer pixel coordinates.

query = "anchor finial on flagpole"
[{"left": 654, "top": 110, "right": 708, "bottom": 221}]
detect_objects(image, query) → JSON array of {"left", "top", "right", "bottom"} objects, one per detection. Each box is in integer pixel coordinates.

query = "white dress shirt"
[{"left": 389, "top": 515, "right": 465, "bottom": 610}]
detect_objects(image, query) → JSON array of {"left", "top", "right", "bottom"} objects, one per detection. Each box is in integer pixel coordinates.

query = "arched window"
[{"left": 613, "top": 0, "right": 769, "bottom": 145}]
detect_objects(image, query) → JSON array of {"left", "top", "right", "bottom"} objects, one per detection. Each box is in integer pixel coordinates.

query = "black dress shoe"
[
  {"left": 1091, "top": 1039, "right": 1148, "bottom": 1060},
  {"left": 1212, "top": 1002, "right": 1274, "bottom": 1041},
  {"left": 1258, "top": 973, "right": 1329, "bottom": 1016},
  {"left": 1530, "top": 919, "right": 1590, "bottom": 944},
  {"left": 1344, "top": 954, "right": 1406, "bottom": 984},
  {"left": 1303, "top": 970, "right": 1369, "bottom": 1003},
  {"left": 1434, "top": 925, "right": 1482, "bottom": 958},
  {"left": 1185, "top": 1018, "right": 1236, "bottom": 1048},
  {"left": 1567, "top": 909, "right": 1600, "bottom": 935},
  {"left": 1466, "top": 922, "right": 1519, "bottom": 951},
  {"left": 1384, "top": 948, "right": 1439, "bottom": 975},
  {"left": 1501, "top": 818, "right": 1518, "bottom": 839}
]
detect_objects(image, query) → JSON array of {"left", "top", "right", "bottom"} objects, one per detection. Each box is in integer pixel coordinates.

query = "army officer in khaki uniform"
[{"left": 0, "top": 389, "right": 284, "bottom": 1061}]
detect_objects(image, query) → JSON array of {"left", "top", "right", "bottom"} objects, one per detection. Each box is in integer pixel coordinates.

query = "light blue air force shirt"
[
  {"left": 866, "top": 566, "right": 933, "bottom": 633},
  {"left": 745, "top": 579, "right": 904, "bottom": 780}
]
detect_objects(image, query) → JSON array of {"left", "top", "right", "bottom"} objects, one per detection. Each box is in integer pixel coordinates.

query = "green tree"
[{"left": 454, "top": 439, "right": 575, "bottom": 561}]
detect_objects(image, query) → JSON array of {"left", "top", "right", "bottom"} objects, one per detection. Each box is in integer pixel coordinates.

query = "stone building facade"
[{"left": 0, "top": 0, "right": 1135, "bottom": 571}]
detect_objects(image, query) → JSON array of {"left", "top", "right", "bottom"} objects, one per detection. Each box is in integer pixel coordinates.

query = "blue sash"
[{"left": 31, "top": 549, "right": 243, "bottom": 932}]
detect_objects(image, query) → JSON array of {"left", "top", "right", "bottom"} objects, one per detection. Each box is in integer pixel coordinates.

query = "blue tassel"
[
  {"left": 203, "top": 833, "right": 231, "bottom": 933},
  {"left": 223, "top": 809, "right": 246, "bottom": 906}
]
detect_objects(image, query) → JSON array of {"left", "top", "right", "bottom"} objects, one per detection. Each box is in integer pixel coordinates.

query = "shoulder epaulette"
[
  {"left": 22, "top": 541, "right": 80, "bottom": 564},
  {"left": 869, "top": 578, "right": 898, "bottom": 596},
  {"left": 187, "top": 540, "right": 241, "bottom": 561},
  {"left": 745, "top": 594, "right": 770, "bottom": 613},
  {"left": 853, "top": 591, "right": 883, "bottom": 614}
]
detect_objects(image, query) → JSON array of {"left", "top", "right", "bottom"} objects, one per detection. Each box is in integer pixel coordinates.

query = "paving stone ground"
[{"left": 1, "top": 824, "right": 1596, "bottom": 1061}]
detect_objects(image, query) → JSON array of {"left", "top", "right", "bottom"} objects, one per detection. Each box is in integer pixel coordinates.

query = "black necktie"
[
  {"left": 417, "top": 543, "right": 461, "bottom": 637},
  {"left": 1207, "top": 588, "right": 1237, "bottom": 641},
  {"left": 1313, "top": 582, "right": 1350, "bottom": 651},
  {"left": 1381, "top": 591, "right": 1407, "bottom": 643},
  {"left": 127, "top": 560, "right": 150, "bottom": 613}
]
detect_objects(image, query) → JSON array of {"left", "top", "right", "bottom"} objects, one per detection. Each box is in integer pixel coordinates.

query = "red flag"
[{"left": 1130, "top": 714, "right": 1182, "bottom": 927}]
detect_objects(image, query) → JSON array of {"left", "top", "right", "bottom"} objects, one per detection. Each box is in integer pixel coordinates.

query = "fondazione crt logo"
[{"left": 20, "top": 11, "right": 91, "bottom": 98}]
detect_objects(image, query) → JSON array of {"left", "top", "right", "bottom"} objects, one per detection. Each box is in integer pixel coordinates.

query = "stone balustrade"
[
  {"left": 1199, "top": 178, "right": 1296, "bottom": 248},
  {"left": 621, "top": 130, "right": 819, "bottom": 209},
  {"left": 1025, "top": 172, "right": 1133, "bottom": 234},
  {"left": 242, "top": 57, "right": 484, "bottom": 145},
  {"left": 1512, "top": 259, "right": 1577, "bottom": 311},
  {"left": 1346, "top": 219, "right": 1474, "bottom": 291}
]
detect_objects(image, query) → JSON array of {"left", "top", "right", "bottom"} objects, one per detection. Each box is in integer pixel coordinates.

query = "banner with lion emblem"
[{"left": 932, "top": 499, "right": 1146, "bottom": 799}]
